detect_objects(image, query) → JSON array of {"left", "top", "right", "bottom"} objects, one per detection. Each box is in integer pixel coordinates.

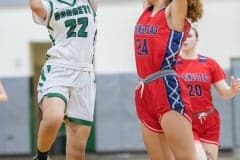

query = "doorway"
[{"left": 29, "top": 42, "right": 51, "bottom": 153}]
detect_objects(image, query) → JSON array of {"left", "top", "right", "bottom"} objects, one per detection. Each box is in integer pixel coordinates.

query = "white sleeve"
[{"left": 32, "top": 0, "right": 51, "bottom": 26}]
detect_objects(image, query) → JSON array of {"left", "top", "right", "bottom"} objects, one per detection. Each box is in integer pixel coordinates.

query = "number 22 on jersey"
[{"left": 65, "top": 17, "right": 88, "bottom": 38}]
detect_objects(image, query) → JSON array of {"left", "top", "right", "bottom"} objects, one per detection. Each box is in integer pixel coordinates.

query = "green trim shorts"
[{"left": 37, "top": 64, "right": 96, "bottom": 126}]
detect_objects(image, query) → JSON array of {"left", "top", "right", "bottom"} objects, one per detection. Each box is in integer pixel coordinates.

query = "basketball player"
[
  {"left": 134, "top": 0, "right": 203, "bottom": 159},
  {"left": 0, "top": 80, "right": 8, "bottom": 102},
  {"left": 29, "top": 0, "right": 97, "bottom": 159},
  {"left": 176, "top": 27, "right": 240, "bottom": 160}
]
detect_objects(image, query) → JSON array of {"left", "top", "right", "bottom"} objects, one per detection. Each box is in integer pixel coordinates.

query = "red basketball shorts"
[
  {"left": 192, "top": 108, "right": 220, "bottom": 145},
  {"left": 135, "top": 75, "right": 192, "bottom": 133}
]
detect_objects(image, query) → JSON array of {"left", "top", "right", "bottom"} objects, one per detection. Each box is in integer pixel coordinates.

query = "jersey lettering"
[{"left": 54, "top": 5, "right": 91, "bottom": 21}]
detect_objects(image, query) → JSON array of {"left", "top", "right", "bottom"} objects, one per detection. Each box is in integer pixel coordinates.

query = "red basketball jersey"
[
  {"left": 134, "top": 8, "right": 191, "bottom": 78},
  {"left": 176, "top": 55, "right": 226, "bottom": 113}
]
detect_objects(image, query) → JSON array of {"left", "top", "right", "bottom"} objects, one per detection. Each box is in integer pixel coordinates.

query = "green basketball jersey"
[{"left": 33, "top": 0, "right": 97, "bottom": 71}]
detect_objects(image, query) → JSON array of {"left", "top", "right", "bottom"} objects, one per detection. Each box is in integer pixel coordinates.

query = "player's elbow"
[
  {"left": 221, "top": 95, "right": 230, "bottom": 100},
  {"left": 0, "top": 95, "right": 8, "bottom": 102},
  {"left": 29, "top": 1, "right": 43, "bottom": 13},
  {"left": 219, "top": 92, "right": 233, "bottom": 100},
  {"left": 3, "top": 96, "right": 8, "bottom": 102}
]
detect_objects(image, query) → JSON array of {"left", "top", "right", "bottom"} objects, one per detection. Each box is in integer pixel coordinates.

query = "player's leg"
[
  {"left": 140, "top": 122, "right": 174, "bottom": 160},
  {"left": 200, "top": 109, "right": 220, "bottom": 160},
  {"left": 161, "top": 110, "right": 197, "bottom": 160},
  {"left": 195, "top": 141, "right": 207, "bottom": 160},
  {"left": 34, "top": 65, "right": 70, "bottom": 160},
  {"left": 192, "top": 118, "right": 207, "bottom": 160},
  {"left": 36, "top": 96, "right": 65, "bottom": 160},
  {"left": 201, "top": 143, "right": 218, "bottom": 160},
  {"left": 65, "top": 71, "right": 95, "bottom": 160},
  {"left": 65, "top": 122, "right": 91, "bottom": 160}
]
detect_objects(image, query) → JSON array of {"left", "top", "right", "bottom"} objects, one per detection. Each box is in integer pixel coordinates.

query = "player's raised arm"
[
  {"left": 168, "top": 0, "right": 188, "bottom": 31},
  {"left": 29, "top": 0, "right": 47, "bottom": 20},
  {"left": 89, "top": 0, "right": 98, "bottom": 12},
  {"left": 143, "top": 0, "right": 151, "bottom": 10}
]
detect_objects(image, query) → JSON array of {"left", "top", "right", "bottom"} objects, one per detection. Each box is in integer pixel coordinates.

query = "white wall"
[
  {"left": 197, "top": 1, "right": 240, "bottom": 69},
  {"left": 0, "top": 1, "right": 239, "bottom": 77},
  {"left": 95, "top": 1, "right": 141, "bottom": 74},
  {"left": 0, "top": 6, "right": 49, "bottom": 77}
]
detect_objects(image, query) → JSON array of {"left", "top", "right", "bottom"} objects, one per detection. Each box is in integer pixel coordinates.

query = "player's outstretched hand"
[{"left": 231, "top": 76, "right": 240, "bottom": 94}]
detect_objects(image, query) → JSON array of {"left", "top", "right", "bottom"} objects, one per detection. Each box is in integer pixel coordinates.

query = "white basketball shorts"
[{"left": 37, "top": 64, "right": 96, "bottom": 126}]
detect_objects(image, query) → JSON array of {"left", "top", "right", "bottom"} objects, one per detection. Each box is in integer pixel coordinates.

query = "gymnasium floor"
[{"left": 0, "top": 151, "right": 239, "bottom": 160}]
